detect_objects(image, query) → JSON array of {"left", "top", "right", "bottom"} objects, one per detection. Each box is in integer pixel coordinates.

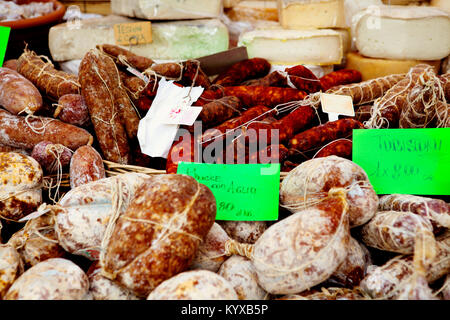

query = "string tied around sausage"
[{"left": 244, "top": 188, "right": 350, "bottom": 282}]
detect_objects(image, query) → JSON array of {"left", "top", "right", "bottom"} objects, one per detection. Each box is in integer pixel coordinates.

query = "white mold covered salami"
[
  {"left": 228, "top": 189, "right": 351, "bottom": 295},
  {"left": 100, "top": 175, "right": 217, "bottom": 298},
  {"left": 218, "top": 255, "right": 267, "bottom": 300},
  {"left": 379, "top": 194, "right": 450, "bottom": 230},
  {"left": 69, "top": 145, "right": 106, "bottom": 189},
  {"left": 360, "top": 232, "right": 450, "bottom": 299},
  {"left": 7, "top": 213, "right": 66, "bottom": 268},
  {"left": 361, "top": 211, "right": 436, "bottom": 255},
  {"left": 280, "top": 156, "right": 378, "bottom": 228},
  {"left": 87, "top": 262, "right": 140, "bottom": 300},
  {"left": 0, "top": 244, "right": 24, "bottom": 299},
  {"left": 55, "top": 172, "right": 151, "bottom": 260},
  {"left": 4, "top": 258, "right": 89, "bottom": 300},
  {"left": 328, "top": 236, "right": 372, "bottom": 288},
  {"left": 219, "top": 221, "right": 267, "bottom": 244},
  {"left": 0, "top": 152, "right": 43, "bottom": 221},
  {"left": 190, "top": 222, "right": 231, "bottom": 272},
  {"left": 147, "top": 270, "right": 238, "bottom": 300}
]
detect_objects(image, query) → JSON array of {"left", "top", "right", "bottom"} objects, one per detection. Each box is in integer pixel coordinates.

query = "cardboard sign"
[
  {"left": 0, "top": 26, "right": 11, "bottom": 67},
  {"left": 321, "top": 93, "right": 354, "bottom": 122},
  {"left": 352, "top": 128, "right": 450, "bottom": 195},
  {"left": 177, "top": 162, "right": 280, "bottom": 221},
  {"left": 196, "top": 46, "right": 248, "bottom": 76},
  {"left": 114, "top": 22, "right": 152, "bottom": 46}
]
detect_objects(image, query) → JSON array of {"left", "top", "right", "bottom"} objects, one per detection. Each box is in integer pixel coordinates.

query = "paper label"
[
  {"left": 114, "top": 22, "right": 152, "bottom": 46},
  {"left": 137, "top": 78, "right": 204, "bottom": 158},
  {"left": 321, "top": 93, "right": 354, "bottom": 122},
  {"left": 0, "top": 26, "right": 11, "bottom": 67},
  {"left": 177, "top": 162, "right": 280, "bottom": 221},
  {"left": 352, "top": 128, "right": 450, "bottom": 195}
]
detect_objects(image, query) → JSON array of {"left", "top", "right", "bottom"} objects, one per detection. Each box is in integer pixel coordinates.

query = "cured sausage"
[
  {"left": 320, "top": 69, "right": 362, "bottom": 92},
  {"left": 288, "top": 119, "right": 363, "bottom": 155},
  {"left": 213, "top": 58, "right": 271, "bottom": 87}
]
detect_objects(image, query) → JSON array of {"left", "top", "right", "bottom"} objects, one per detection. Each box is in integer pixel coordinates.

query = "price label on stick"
[
  {"left": 321, "top": 93, "right": 354, "bottom": 122},
  {"left": 177, "top": 163, "right": 280, "bottom": 221},
  {"left": 0, "top": 26, "right": 11, "bottom": 67},
  {"left": 352, "top": 128, "right": 450, "bottom": 195}
]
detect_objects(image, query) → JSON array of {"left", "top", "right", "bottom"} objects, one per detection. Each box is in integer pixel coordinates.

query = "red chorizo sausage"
[
  {"left": 288, "top": 118, "right": 364, "bottom": 155},
  {"left": 213, "top": 58, "right": 271, "bottom": 87},
  {"left": 166, "top": 106, "right": 274, "bottom": 173},
  {"left": 314, "top": 139, "right": 353, "bottom": 160},
  {"left": 320, "top": 69, "right": 362, "bottom": 92},
  {"left": 286, "top": 65, "right": 322, "bottom": 93},
  {"left": 221, "top": 86, "right": 307, "bottom": 108}
]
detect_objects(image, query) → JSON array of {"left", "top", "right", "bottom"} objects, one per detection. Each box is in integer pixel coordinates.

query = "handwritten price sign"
[
  {"left": 113, "top": 22, "right": 152, "bottom": 46},
  {"left": 352, "top": 128, "right": 450, "bottom": 195},
  {"left": 177, "top": 163, "right": 280, "bottom": 221}
]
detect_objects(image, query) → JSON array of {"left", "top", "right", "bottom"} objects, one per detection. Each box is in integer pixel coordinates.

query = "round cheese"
[{"left": 345, "top": 52, "right": 441, "bottom": 81}]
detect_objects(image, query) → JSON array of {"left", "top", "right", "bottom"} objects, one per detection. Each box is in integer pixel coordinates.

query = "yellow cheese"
[
  {"left": 345, "top": 52, "right": 442, "bottom": 81},
  {"left": 227, "top": 1, "right": 278, "bottom": 22},
  {"left": 431, "top": 0, "right": 450, "bottom": 13},
  {"left": 278, "top": 0, "right": 347, "bottom": 29}
]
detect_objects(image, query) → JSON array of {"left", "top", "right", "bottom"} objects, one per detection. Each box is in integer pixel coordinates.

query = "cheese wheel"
[
  {"left": 353, "top": 5, "right": 450, "bottom": 61},
  {"left": 227, "top": 1, "right": 278, "bottom": 22},
  {"left": 278, "top": 0, "right": 347, "bottom": 29},
  {"left": 345, "top": 52, "right": 441, "bottom": 81},
  {"left": 238, "top": 28, "right": 344, "bottom": 65}
]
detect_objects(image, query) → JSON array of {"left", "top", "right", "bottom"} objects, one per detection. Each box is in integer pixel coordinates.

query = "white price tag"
[
  {"left": 137, "top": 78, "right": 204, "bottom": 158},
  {"left": 320, "top": 93, "right": 354, "bottom": 122}
]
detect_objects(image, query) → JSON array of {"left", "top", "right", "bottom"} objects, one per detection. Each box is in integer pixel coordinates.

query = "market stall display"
[{"left": 0, "top": 0, "right": 449, "bottom": 302}]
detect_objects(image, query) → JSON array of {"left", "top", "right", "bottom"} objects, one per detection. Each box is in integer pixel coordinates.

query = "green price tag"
[
  {"left": 0, "top": 26, "right": 11, "bottom": 67},
  {"left": 352, "top": 128, "right": 450, "bottom": 195},
  {"left": 177, "top": 162, "right": 280, "bottom": 221}
]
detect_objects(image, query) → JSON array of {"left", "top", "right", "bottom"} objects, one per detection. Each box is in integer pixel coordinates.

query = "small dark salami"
[
  {"left": 213, "top": 58, "right": 271, "bottom": 87},
  {"left": 179, "top": 60, "right": 211, "bottom": 89},
  {"left": 69, "top": 145, "right": 106, "bottom": 189},
  {"left": 197, "top": 96, "right": 243, "bottom": 128},
  {"left": 31, "top": 141, "right": 72, "bottom": 174},
  {"left": 54, "top": 94, "right": 91, "bottom": 127}
]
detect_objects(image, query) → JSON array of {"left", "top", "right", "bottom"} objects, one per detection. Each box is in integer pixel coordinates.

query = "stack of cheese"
[
  {"left": 48, "top": 0, "right": 230, "bottom": 65},
  {"left": 346, "top": 4, "right": 450, "bottom": 80},
  {"left": 236, "top": 0, "right": 357, "bottom": 76}
]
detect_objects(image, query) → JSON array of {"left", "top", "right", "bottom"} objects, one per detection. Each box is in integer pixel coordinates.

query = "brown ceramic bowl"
[{"left": 0, "top": 0, "right": 66, "bottom": 30}]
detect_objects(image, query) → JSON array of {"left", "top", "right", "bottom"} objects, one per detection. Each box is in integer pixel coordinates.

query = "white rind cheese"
[
  {"left": 354, "top": 5, "right": 450, "bottom": 60},
  {"left": 110, "top": 0, "right": 222, "bottom": 20},
  {"left": 278, "top": 0, "right": 347, "bottom": 29},
  {"left": 345, "top": 52, "right": 442, "bottom": 81},
  {"left": 238, "top": 28, "right": 343, "bottom": 65},
  {"left": 48, "top": 15, "right": 229, "bottom": 62}
]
